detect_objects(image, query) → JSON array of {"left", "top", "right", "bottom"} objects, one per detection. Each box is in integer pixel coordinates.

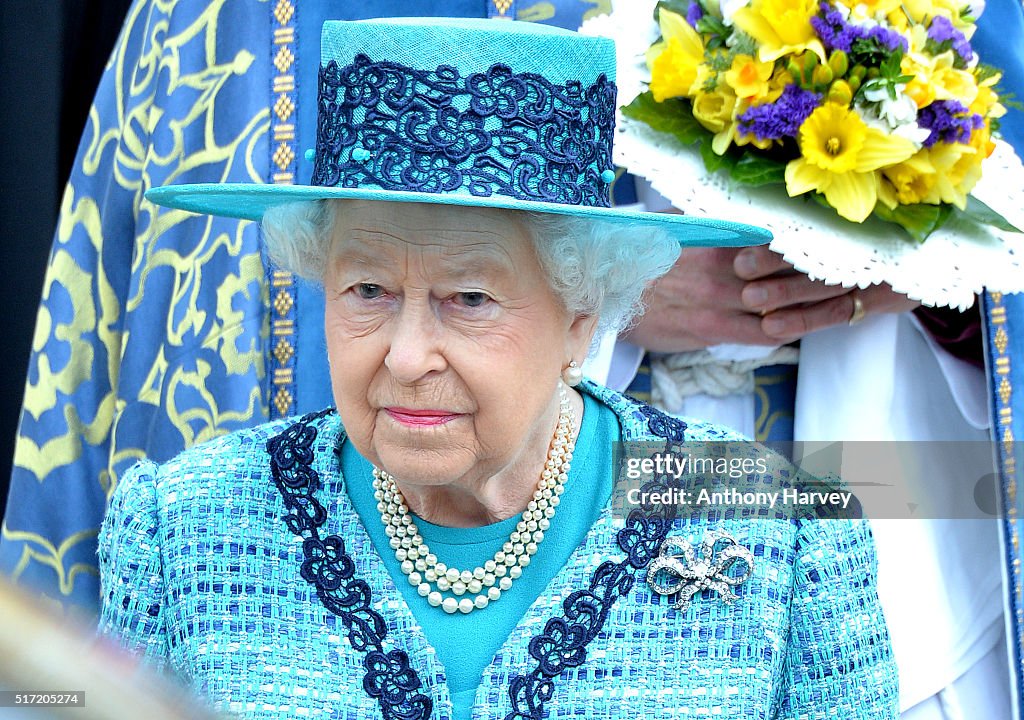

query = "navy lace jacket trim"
[
  {"left": 505, "top": 405, "right": 687, "bottom": 720},
  {"left": 311, "top": 55, "right": 617, "bottom": 207},
  {"left": 268, "top": 409, "right": 433, "bottom": 720},
  {"left": 267, "top": 403, "right": 687, "bottom": 720}
]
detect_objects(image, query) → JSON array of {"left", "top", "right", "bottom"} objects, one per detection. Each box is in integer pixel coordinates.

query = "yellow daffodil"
[
  {"left": 978, "top": 122, "right": 997, "bottom": 159},
  {"left": 901, "top": 0, "right": 928, "bottom": 21},
  {"left": 886, "top": 8, "right": 911, "bottom": 32},
  {"left": 764, "top": 67, "right": 796, "bottom": 103},
  {"left": 785, "top": 103, "right": 918, "bottom": 222},
  {"left": 903, "top": 0, "right": 973, "bottom": 27},
  {"left": 647, "top": 9, "right": 705, "bottom": 101},
  {"left": 731, "top": 0, "right": 827, "bottom": 63},
  {"left": 903, "top": 75, "right": 936, "bottom": 108},
  {"left": 734, "top": 128, "right": 775, "bottom": 151},
  {"left": 697, "top": 95, "right": 775, "bottom": 155},
  {"left": 930, "top": 52, "right": 979, "bottom": 105},
  {"left": 901, "top": 26, "right": 931, "bottom": 106},
  {"left": 924, "top": 146, "right": 977, "bottom": 208},
  {"left": 924, "top": 127, "right": 988, "bottom": 208},
  {"left": 724, "top": 54, "right": 774, "bottom": 101},
  {"left": 878, "top": 151, "right": 938, "bottom": 207},
  {"left": 693, "top": 88, "right": 739, "bottom": 134},
  {"left": 970, "top": 74, "right": 1006, "bottom": 120},
  {"left": 901, "top": 27, "right": 977, "bottom": 108}
]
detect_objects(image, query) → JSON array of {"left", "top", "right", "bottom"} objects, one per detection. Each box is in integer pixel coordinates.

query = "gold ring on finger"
[{"left": 848, "top": 291, "right": 866, "bottom": 326}]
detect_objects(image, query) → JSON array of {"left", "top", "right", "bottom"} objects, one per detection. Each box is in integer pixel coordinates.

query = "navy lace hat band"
[
  {"left": 312, "top": 55, "right": 617, "bottom": 208},
  {"left": 144, "top": 17, "right": 772, "bottom": 249}
]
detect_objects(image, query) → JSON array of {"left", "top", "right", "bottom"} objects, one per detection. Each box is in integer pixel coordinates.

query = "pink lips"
[{"left": 384, "top": 408, "right": 462, "bottom": 427}]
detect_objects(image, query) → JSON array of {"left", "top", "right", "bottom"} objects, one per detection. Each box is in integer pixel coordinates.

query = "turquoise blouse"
[
  {"left": 98, "top": 381, "right": 899, "bottom": 719},
  {"left": 343, "top": 393, "right": 620, "bottom": 719}
]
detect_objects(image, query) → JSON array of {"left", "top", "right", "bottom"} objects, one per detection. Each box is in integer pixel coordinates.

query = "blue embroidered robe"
[
  {"left": 98, "top": 383, "right": 899, "bottom": 719},
  {"left": 976, "top": 0, "right": 1024, "bottom": 707},
  {"left": 2, "top": 0, "right": 1021, "bottom": 711},
  {"left": 0, "top": 0, "right": 616, "bottom": 611}
]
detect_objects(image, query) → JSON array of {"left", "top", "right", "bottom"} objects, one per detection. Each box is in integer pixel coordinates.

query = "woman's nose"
[{"left": 383, "top": 300, "right": 446, "bottom": 383}]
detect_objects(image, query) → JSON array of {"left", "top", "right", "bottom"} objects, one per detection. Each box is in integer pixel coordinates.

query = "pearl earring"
[{"left": 562, "top": 360, "right": 583, "bottom": 387}]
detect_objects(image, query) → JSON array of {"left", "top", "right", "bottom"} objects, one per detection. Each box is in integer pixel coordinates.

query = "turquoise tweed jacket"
[{"left": 98, "top": 382, "right": 898, "bottom": 719}]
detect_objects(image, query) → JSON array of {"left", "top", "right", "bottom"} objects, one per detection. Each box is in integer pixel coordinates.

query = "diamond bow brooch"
[{"left": 645, "top": 530, "right": 755, "bottom": 612}]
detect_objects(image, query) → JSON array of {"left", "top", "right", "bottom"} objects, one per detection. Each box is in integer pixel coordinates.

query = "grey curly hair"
[{"left": 261, "top": 199, "right": 680, "bottom": 343}]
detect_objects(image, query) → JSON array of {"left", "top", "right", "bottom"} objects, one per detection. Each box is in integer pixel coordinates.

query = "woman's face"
[{"left": 323, "top": 201, "right": 595, "bottom": 488}]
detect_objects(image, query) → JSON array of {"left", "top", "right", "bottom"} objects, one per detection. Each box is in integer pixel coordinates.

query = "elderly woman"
[{"left": 99, "top": 16, "right": 897, "bottom": 719}]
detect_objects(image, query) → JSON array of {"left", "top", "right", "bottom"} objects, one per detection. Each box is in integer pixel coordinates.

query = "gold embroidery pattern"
[
  {"left": 988, "top": 291, "right": 1020, "bottom": 658},
  {"left": 515, "top": 0, "right": 610, "bottom": 23},
  {"left": 581, "top": 0, "right": 613, "bottom": 21},
  {"left": 1, "top": 524, "right": 99, "bottom": 598},
  {"left": 753, "top": 370, "right": 796, "bottom": 442},
  {"left": 270, "top": 0, "right": 297, "bottom": 419},
  {"left": 516, "top": 2, "right": 554, "bottom": 21},
  {"left": 6, "top": 0, "right": 270, "bottom": 605}
]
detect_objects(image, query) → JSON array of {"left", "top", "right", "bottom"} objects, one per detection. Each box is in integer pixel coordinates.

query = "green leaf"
[
  {"left": 880, "top": 53, "right": 903, "bottom": 77},
  {"left": 622, "top": 92, "right": 707, "bottom": 146},
  {"left": 959, "top": 196, "right": 1023, "bottom": 234},
  {"left": 695, "top": 14, "right": 728, "bottom": 36},
  {"left": 729, "top": 32, "right": 758, "bottom": 57},
  {"left": 871, "top": 202, "right": 953, "bottom": 243},
  {"left": 699, "top": 140, "right": 737, "bottom": 173},
  {"left": 730, "top": 154, "right": 787, "bottom": 186},
  {"left": 655, "top": 0, "right": 691, "bottom": 21},
  {"left": 975, "top": 62, "right": 1002, "bottom": 84}
]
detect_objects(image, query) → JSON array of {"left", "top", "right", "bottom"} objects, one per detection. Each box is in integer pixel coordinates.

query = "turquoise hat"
[{"left": 146, "top": 17, "right": 771, "bottom": 247}]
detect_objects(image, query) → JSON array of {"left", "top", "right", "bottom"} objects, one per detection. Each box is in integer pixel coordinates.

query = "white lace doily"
[{"left": 583, "top": 4, "right": 1024, "bottom": 310}]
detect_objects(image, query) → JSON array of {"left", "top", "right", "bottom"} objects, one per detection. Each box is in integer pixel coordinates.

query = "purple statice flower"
[
  {"left": 918, "top": 99, "right": 984, "bottom": 147},
  {"left": 687, "top": 0, "right": 705, "bottom": 26},
  {"left": 737, "top": 85, "right": 823, "bottom": 142},
  {"left": 861, "top": 24, "right": 909, "bottom": 53},
  {"left": 811, "top": 2, "right": 908, "bottom": 54},
  {"left": 927, "top": 16, "right": 975, "bottom": 64},
  {"left": 811, "top": 2, "right": 856, "bottom": 51}
]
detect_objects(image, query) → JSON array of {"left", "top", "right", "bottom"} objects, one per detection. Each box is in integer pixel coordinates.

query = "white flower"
[
  {"left": 881, "top": 94, "right": 919, "bottom": 127},
  {"left": 863, "top": 83, "right": 917, "bottom": 126},
  {"left": 891, "top": 123, "right": 932, "bottom": 145},
  {"left": 857, "top": 95, "right": 930, "bottom": 145},
  {"left": 862, "top": 84, "right": 893, "bottom": 103}
]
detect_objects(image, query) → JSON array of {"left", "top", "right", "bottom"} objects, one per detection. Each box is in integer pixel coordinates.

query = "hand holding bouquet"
[{"left": 585, "top": 0, "right": 1024, "bottom": 306}]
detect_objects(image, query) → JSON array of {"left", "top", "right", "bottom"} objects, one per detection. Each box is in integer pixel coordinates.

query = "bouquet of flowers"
[{"left": 583, "top": 0, "right": 1024, "bottom": 308}]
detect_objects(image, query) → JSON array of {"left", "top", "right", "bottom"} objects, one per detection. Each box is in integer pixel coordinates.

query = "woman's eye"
[
  {"left": 356, "top": 283, "right": 385, "bottom": 299},
  {"left": 456, "top": 291, "right": 489, "bottom": 308}
]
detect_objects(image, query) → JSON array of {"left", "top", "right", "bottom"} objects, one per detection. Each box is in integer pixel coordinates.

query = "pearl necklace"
[{"left": 372, "top": 386, "right": 576, "bottom": 615}]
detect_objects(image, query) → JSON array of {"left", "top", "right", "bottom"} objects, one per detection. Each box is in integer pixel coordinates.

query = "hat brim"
[{"left": 145, "top": 183, "right": 772, "bottom": 247}]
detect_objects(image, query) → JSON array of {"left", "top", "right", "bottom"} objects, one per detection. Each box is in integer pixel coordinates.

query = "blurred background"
[{"left": 0, "top": 0, "right": 132, "bottom": 513}]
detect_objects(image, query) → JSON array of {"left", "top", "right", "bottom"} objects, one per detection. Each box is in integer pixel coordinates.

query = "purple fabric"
[{"left": 913, "top": 301, "right": 984, "bottom": 369}]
